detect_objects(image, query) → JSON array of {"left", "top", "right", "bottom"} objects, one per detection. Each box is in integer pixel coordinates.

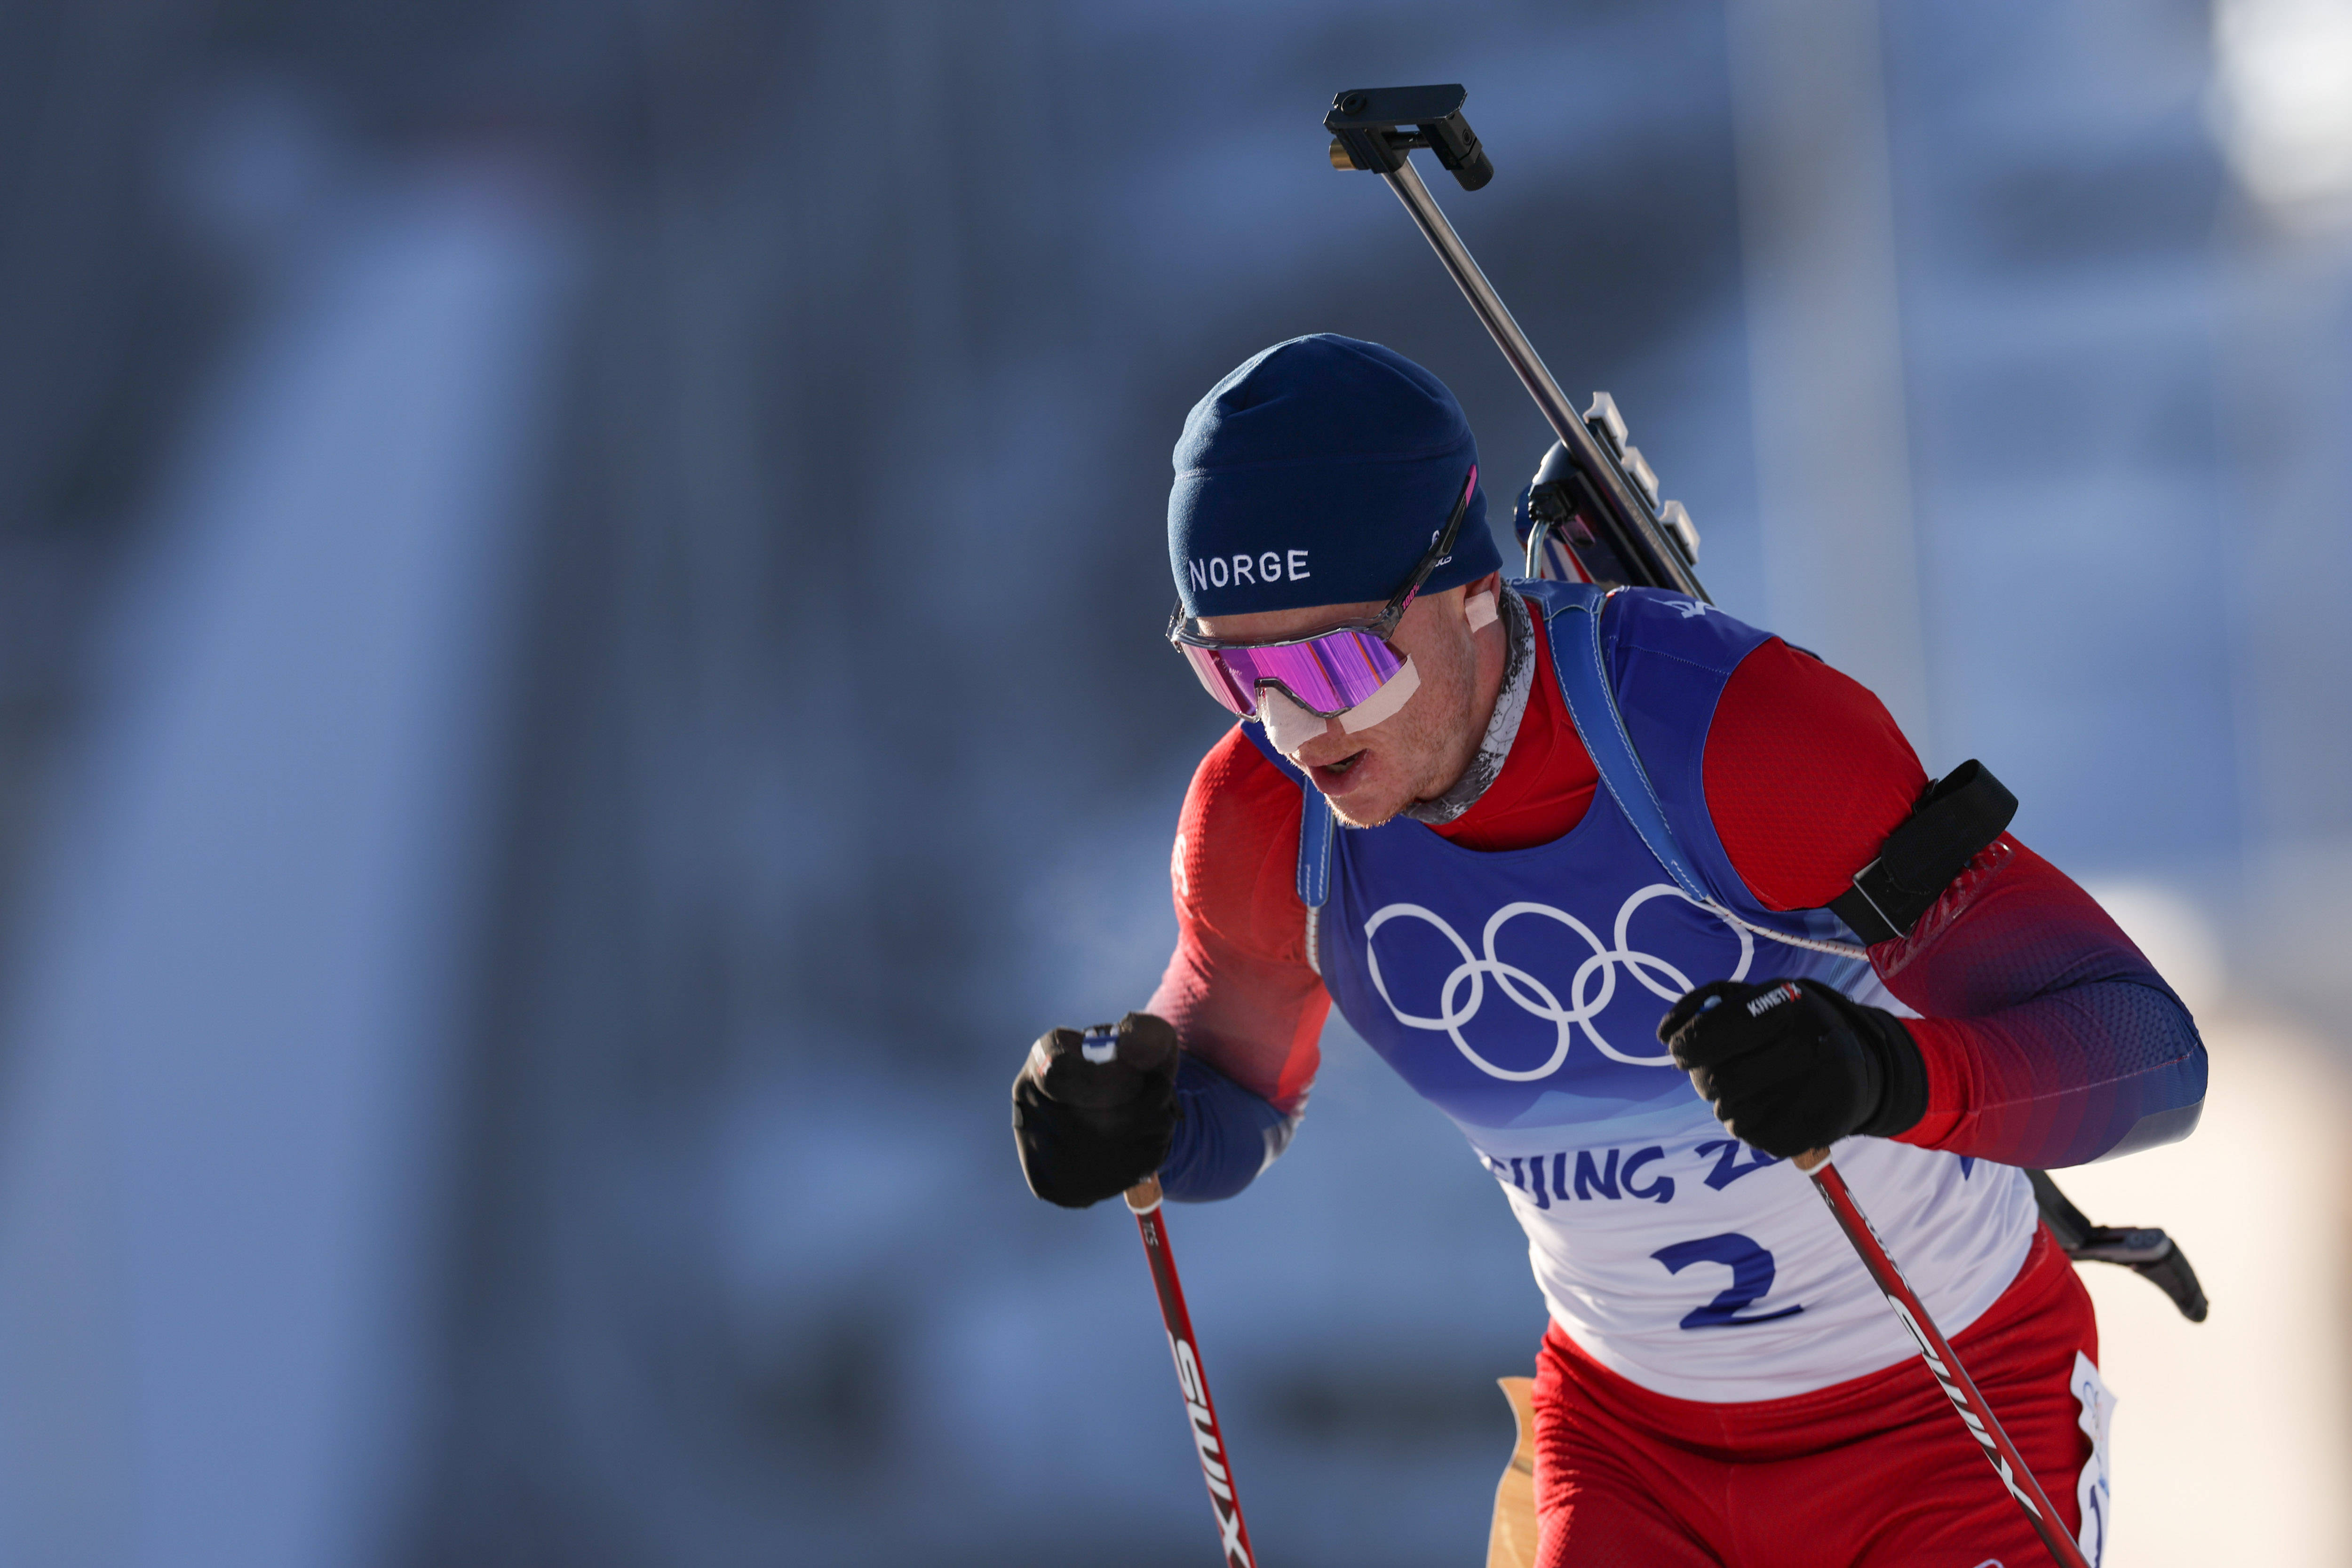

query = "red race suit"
[{"left": 1144, "top": 591, "right": 2195, "bottom": 1565}]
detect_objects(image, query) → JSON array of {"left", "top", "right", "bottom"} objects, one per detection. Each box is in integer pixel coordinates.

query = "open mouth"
[{"left": 1310, "top": 749, "right": 1367, "bottom": 789}]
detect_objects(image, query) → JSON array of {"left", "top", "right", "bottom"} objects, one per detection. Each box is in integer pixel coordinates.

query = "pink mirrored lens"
[
  {"left": 1180, "top": 643, "right": 1255, "bottom": 713},
  {"left": 1185, "top": 629, "right": 1407, "bottom": 718}
]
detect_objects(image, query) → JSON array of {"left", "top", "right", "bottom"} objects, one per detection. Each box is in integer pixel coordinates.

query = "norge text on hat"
[{"left": 1167, "top": 334, "right": 1499, "bottom": 619}]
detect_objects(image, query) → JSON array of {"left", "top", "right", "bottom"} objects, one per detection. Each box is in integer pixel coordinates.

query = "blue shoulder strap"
[
  {"left": 1290, "top": 581, "right": 1721, "bottom": 912},
  {"left": 1298, "top": 771, "right": 1334, "bottom": 910},
  {"left": 1524, "top": 580, "right": 1720, "bottom": 907}
]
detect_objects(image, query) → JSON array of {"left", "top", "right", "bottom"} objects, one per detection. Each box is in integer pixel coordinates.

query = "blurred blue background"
[{"left": 0, "top": 1, "right": 2347, "bottom": 1564}]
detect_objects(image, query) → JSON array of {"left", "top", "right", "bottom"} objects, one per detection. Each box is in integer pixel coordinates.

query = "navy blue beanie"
[{"left": 1168, "top": 334, "right": 1499, "bottom": 618}]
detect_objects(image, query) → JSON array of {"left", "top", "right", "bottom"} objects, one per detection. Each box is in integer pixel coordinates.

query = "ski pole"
[
  {"left": 1124, "top": 1177, "right": 1258, "bottom": 1568},
  {"left": 1798, "top": 1151, "right": 2091, "bottom": 1568}
]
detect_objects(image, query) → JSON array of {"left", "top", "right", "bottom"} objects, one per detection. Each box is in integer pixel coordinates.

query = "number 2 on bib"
[{"left": 1651, "top": 1232, "right": 1804, "bottom": 1330}]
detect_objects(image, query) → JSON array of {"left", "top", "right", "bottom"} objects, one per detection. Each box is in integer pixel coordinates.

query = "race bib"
[{"left": 2071, "top": 1350, "right": 2116, "bottom": 1567}]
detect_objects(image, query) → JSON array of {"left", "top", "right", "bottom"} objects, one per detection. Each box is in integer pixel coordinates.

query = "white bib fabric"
[{"left": 1472, "top": 1107, "right": 2037, "bottom": 1401}]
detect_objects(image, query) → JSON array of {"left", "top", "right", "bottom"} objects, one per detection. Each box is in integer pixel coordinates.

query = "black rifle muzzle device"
[
  {"left": 1325, "top": 84, "right": 1494, "bottom": 189},
  {"left": 1324, "top": 84, "right": 1708, "bottom": 602}
]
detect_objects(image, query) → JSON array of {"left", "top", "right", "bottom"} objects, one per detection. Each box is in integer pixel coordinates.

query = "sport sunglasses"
[{"left": 1168, "top": 466, "right": 1476, "bottom": 719}]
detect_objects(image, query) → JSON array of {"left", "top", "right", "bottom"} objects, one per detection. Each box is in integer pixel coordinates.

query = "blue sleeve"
[{"left": 1159, "top": 1051, "right": 1298, "bottom": 1203}]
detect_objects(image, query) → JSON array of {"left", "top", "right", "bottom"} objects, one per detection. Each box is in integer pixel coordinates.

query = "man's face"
[{"left": 1196, "top": 573, "right": 1503, "bottom": 829}]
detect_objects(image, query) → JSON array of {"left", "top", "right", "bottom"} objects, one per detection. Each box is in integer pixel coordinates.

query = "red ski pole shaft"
[
  {"left": 1797, "top": 1151, "right": 2090, "bottom": 1568},
  {"left": 1125, "top": 1176, "right": 1259, "bottom": 1568}
]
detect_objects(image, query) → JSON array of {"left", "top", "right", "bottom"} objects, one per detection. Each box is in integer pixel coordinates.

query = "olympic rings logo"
[{"left": 1364, "top": 885, "right": 1753, "bottom": 1080}]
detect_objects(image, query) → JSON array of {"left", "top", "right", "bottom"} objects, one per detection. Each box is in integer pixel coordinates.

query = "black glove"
[
  {"left": 1655, "top": 978, "right": 1927, "bottom": 1159},
  {"left": 1011, "top": 1011, "right": 1181, "bottom": 1208}
]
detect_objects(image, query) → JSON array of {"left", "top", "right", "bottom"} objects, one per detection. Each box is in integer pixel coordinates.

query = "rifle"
[
  {"left": 1325, "top": 78, "right": 2205, "bottom": 1325},
  {"left": 1326, "top": 79, "right": 2204, "bottom": 1568},
  {"left": 1324, "top": 84, "right": 1706, "bottom": 598}
]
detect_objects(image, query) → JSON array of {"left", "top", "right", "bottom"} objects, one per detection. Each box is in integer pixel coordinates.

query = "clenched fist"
[
  {"left": 1656, "top": 979, "right": 1926, "bottom": 1158},
  {"left": 1011, "top": 1011, "right": 1181, "bottom": 1208}
]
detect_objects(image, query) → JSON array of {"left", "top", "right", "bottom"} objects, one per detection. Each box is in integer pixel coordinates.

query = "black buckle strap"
[
  {"left": 1828, "top": 760, "right": 2018, "bottom": 944},
  {"left": 2029, "top": 1168, "right": 2208, "bottom": 1323}
]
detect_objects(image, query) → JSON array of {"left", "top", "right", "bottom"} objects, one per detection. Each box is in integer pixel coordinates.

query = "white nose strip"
[
  {"left": 1259, "top": 686, "right": 1330, "bottom": 752},
  {"left": 1339, "top": 656, "right": 1419, "bottom": 733}
]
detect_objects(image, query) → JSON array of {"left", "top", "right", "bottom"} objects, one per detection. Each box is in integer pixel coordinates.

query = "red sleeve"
[
  {"left": 1704, "top": 642, "right": 2205, "bottom": 1166},
  {"left": 1874, "top": 839, "right": 2205, "bottom": 1165},
  {"left": 1144, "top": 727, "right": 1329, "bottom": 1115},
  {"left": 1702, "top": 640, "right": 1926, "bottom": 911}
]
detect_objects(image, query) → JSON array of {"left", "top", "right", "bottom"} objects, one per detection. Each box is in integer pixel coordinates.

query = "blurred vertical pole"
[
  {"left": 0, "top": 162, "right": 574, "bottom": 1567},
  {"left": 1726, "top": 0, "right": 1933, "bottom": 753},
  {"left": 2218, "top": 223, "right": 2352, "bottom": 995},
  {"left": 2208, "top": 0, "right": 2352, "bottom": 1004}
]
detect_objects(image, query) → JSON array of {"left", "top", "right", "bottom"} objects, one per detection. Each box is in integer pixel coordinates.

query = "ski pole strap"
[{"left": 1828, "top": 760, "right": 2018, "bottom": 944}]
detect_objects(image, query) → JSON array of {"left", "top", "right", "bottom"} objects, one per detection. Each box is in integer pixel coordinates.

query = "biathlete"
[{"left": 1010, "top": 333, "right": 2205, "bottom": 1567}]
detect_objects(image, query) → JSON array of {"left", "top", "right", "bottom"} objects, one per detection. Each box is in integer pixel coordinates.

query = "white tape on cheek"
[
  {"left": 1340, "top": 656, "right": 1419, "bottom": 733},
  {"left": 1259, "top": 686, "right": 1331, "bottom": 753},
  {"left": 1465, "top": 589, "right": 1497, "bottom": 631}
]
